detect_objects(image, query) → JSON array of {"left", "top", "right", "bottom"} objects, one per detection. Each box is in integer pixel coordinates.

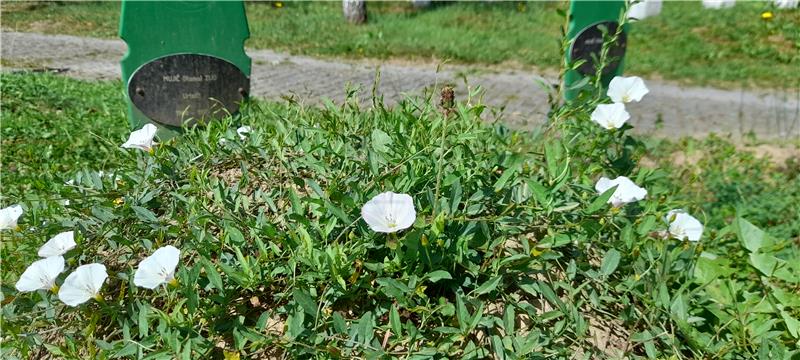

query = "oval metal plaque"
[
  {"left": 128, "top": 54, "right": 249, "bottom": 127},
  {"left": 570, "top": 21, "right": 627, "bottom": 76}
]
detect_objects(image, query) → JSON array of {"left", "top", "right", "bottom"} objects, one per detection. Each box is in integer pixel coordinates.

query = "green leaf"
[
  {"left": 600, "top": 249, "right": 621, "bottom": 277},
  {"left": 493, "top": 168, "right": 517, "bottom": 192},
  {"left": 735, "top": 217, "right": 771, "bottom": 253},
  {"left": 585, "top": 185, "right": 616, "bottom": 214},
  {"left": 780, "top": 310, "right": 800, "bottom": 339},
  {"left": 286, "top": 308, "right": 305, "bottom": 340},
  {"left": 426, "top": 270, "right": 452, "bottom": 283},
  {"left": 225, "top": 225, "right": 245, "bottom": 245},
  {"left": 91, "top": 205, "right": 117, "bottom": 222},
  {"left": 293, "top": 288, "right": 318, "bottom": 318},
  {"left": 131, "top": 205, "right": 158, "bottom": 223},
  {"left": 544, "top": 141, "right": 562, "bottom": 180},
  {"left": 138, "top": 303, "right": 149, "bottom": 337},
  {"left": 693, "top": 252, "right": 734, "bottom": 284},
  {"left": 376, "top": 277, "right": 410, "bottom": 298},
  {"left": 390, "top": 305, "right": 402, "bottom": 337},
  {"left": 473, "top": 275, "right": 502, "bottom": 295},
  {"left": 503, "top": 306, "right": 515, "bottom": 333},
  {"left": 456, "top": 296, "right": 469, "bottom": 332},
  {"left": 491, "top": 334, "right": 507, "bottom": 360},
  {"left": 112, "top": 343, "right": 138, "bottom": 358},
  {"left": 749, "top": 253, "right": 799, "bottom": 283},
  {"left": 357, "top": 311, "right": 374, "bottom": 346},
  {"left": 202, "top": 258, "right": 224, "bottom": 292},
  {"left": 371, "top": 128, "right": 392, "bottom": 153}
]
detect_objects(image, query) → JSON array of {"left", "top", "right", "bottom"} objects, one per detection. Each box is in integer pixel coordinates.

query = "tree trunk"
[
  {"left": 342, "top": 0, "right": 367, "bottom": 24},
  {"left": 411, "top": 0, "right": 431, "bottom": 9}
]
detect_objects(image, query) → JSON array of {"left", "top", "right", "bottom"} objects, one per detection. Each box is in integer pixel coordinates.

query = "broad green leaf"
[
  {"left": 693, "top": 253, "right": 734, "bottom": 284},
  {"left": 132, "top": 205, "right": 158, "bottom": 223},
  {"left": 780, "top": 311, "right": 800, "bottom": 338},
  {"left": 357, "top": 312, "right": 374, "bottom": 346},
  {"left": 293, "top": 289, "right": 318, "bottom": 318},
  {"left": 735, "top": 217, "right": 771, "bottom": 253},
  {"left": 426, "top": 270, "right": 452, "bottom": 283},
  {"left": 600, "top": 249, "right": 621, "bottom": 277},
  {"left": 286, "top": 308, "right": 305, "bottom": 340},
  {"left": 491, "top": 334, "right": 506, "bottom": 360},
  {"left": 749, "top": 253, "right": 799, "bottom": 283},
  {"left": 371, "top": 128, "right": 392, "bottom": 153},
  {"left": 473, "top": 275, "right": 502, "bottom": 295}
]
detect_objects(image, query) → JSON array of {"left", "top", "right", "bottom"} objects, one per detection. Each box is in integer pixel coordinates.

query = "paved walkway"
[{"left": 2, "top": 31, "right": 798, "bottom": 139}]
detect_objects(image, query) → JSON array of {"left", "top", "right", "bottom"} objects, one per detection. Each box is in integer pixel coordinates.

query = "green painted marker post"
[
  {"left": 120, "top": 1, "right": 251, "bottom": 137},
  {"left": 564, "top": 0, "right": 627, "bottom": 101}
]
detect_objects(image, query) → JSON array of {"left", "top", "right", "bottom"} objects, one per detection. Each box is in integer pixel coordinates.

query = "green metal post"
[
  {"left": 120, "top": 1, "right": 251, "bottom": 137},
  {"left": 564, "top": 0, "right": 627, "bottom": 101}
]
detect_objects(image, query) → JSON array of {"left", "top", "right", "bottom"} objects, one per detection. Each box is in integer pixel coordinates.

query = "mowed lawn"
[{"left": 1, "top": 1, "right": 798, "bottom": 89}]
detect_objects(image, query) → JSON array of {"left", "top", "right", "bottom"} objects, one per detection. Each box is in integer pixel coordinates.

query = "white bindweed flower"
[
  {"left": 774, "top": 0, "right": 798, "bottom": 8},
  {"left": 595, "top": 176, "right": 648, "bottom": 207},
  {"left": 628, "top": 0, "right": 662, "bottom": 20},
  {"left": 58, "top": 263, "right": 107, "bottom": 307},
  {"left": 133, "top": 245, "right": 181, "bottom": 289},
  {"left": 607, "top": 76, "right": 649, "bottom": 103},
  {"left": 237, "top": 126, "right": 252, "bottom": 140},
  {"left": 0, "top": 205, "right": 23, "bottom": 231},
  {"left": 15, "top": 256, "right": 65, "bottom": 292},
  {"left": 38, "top": 231, "right": 77, "bottom": 257},
  {"left": 361, "top": 192, "right": 416, "bottom": 233},
  {"left": 665, "top": 209, "right": 704, "bottom": 242},
  {"left": 702, "top": 0, "right": 735, "bottom": 9},
  {"left": 591, "top": 103, "right": 630, "bottom": 130},
  {"left": 121, "top": 124, "right": 158, "bottom": 151}
]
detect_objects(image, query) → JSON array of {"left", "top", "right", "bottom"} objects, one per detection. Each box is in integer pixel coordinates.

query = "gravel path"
[{"left": 2, "top": 31, "right": 798, "bottom": 139}]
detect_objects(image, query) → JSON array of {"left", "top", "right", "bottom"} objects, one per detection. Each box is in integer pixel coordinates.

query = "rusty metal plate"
[
  {"left": 128, "top": 54, "right": 249, "bottom": 127},
  {"left": 570, "top": 21, "right": 627, "bottom": 76}
]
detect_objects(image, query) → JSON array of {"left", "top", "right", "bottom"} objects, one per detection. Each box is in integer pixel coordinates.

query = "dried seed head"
[{"left": 440, "top": 85, "right": 455, "bottom": 114}]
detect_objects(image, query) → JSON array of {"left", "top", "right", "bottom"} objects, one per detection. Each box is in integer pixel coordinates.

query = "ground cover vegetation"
[
  {"left": 2, "top": 68, "right": 799, "bottom": 359},
  {"left": 1, "top": 1, "right": 799, "bottom": 89}
]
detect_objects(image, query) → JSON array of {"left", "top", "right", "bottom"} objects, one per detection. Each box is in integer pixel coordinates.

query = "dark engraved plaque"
[
  {"left": 128, "top": 54, "right": 249, "bottom": 127},
  {"left": 569, "top": 21, "right": 627, "bottom": 76}
]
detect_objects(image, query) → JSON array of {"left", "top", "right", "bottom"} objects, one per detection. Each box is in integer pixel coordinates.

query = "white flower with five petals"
[
  {"left": 361, "top": 192, "right": 416, "bottom": 233},
  {"left": 591, "top": 103, "right": 630, "bottom": 130},
  {"left": 121, "top": 124, "right": 158, "bottom": 151},
  {"left": 665, "top": 210, "right": 704, "bottom": 242},
  {"left": 15, "top": 256, "right": 65, "bottom": 292},
  {"left": 595, "top": 176, "right": 648, "bottom": 207},
  {"left": 133, "top": 245, "right": 181, "bottom": 289},
  {"left": 0, "top": 205, "right": 23, "bottom": 231},
  {"left": 607, "top": 76, "right": 649, "bottom": 103},
  {"left": 58, "top": 263, "right": 108, "bottom": 306},
  {"left": 38, "top": 231, "right": 77, "bottom": 257}
]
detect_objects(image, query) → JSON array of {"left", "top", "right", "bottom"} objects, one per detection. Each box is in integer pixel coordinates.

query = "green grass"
[
  {"left": 0, "top": 73, "right": 128, "bottom": 197},
  {"left": 2, "top": 1, "right": 799, "bottom": 89},
  {"left": 1, "top": 72, "right": 799, "bottom": 359}
]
